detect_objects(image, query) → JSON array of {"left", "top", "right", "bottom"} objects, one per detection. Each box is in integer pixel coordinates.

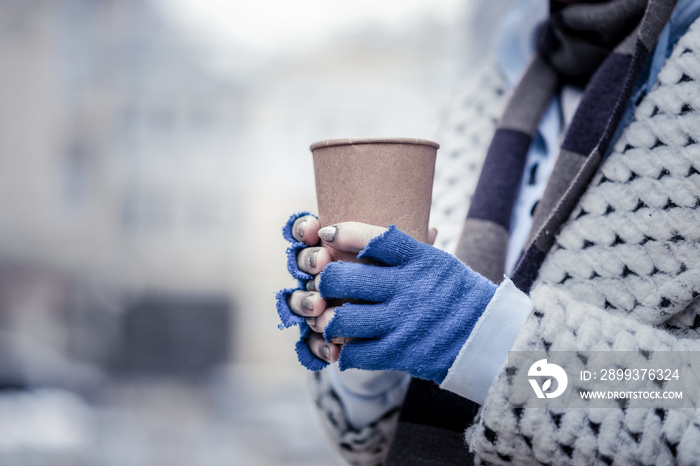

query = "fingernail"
[
  {"left": 306, "top": 279, "right": 316, "bottom": 291},
  {"left": 303, "top": 294, "right": 314, "bottom": 311},
  {"left": 306, "top": 317, "right": 316, "bottom": 326},
  {"left": 309, "top": 249, "right": 318, "bottom": 268},
  {"left": 318, "top": 226, "right": 337, "bottom": 242},
  {"left": 296, "top": 220, "right": 306, "bottom": 240},
  {"left": 321, "top": 345, "right": 330, "bottom": 359}
]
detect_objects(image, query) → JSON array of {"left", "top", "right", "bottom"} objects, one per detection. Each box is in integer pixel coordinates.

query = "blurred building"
[
  {"left": 0, "top": 0, "right": 242, "bottom": 371},
  {"left": 0, "top": 0, "right": 244, "bottom": 288}
]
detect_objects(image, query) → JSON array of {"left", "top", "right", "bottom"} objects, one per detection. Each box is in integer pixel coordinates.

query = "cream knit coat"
[{"left": 308, "top": 17, "right": 700, "bottom": 466}]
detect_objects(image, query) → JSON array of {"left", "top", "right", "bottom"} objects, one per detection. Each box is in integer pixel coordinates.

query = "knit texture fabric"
[
  {"left": 319, "top": 226, "right": 497, "bottom": 384},
  {"left": 430, "top": 61, "right": 508, "bottom": 255},
  {"left": 308, "top": 15, "right": 700, "bottom": 466},
  {"left": 396, "top": 1, "right": 678, "bottom": 462},
  {"left": 308, "top": 370, "right": 401, "bottom": 466},
  {"left": 469, "top": 284, "right": 700, "bottom": 466},
  {"left": 467, "top": 27, "right": 700, "bottom": 463},
  {"left": 457, "top": 0, "right": 677, "bottom": 289}
]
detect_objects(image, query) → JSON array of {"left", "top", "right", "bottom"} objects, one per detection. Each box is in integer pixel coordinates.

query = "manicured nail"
[
  {"left": 318, "top": 226, "right": 337, "bottom": 242},
  {"left": 296, "top": 220, "right": 306, "bottom": 240},
  {"left": 303, "top": 294, "right": 314, "bottom": 311},
  {"left": 321, "top": 345, "right": 330, "bottom": 359},
  {"left": 309, "top": 249, "right": 318, "bottom": 268},
  {"left": 306, "top": 317, "right": 316, "bottom": 326},
  {"left": 306, "top": 279, "right": 316, "bottom": 291}
]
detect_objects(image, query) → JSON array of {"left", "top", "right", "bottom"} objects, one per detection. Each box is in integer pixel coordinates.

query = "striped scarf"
[{"left": 385, "top": 1, "right": 678, "bottom": 464}]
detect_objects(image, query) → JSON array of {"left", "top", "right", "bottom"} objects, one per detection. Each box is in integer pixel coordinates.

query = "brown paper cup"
[{"left": 310, "top": 137, "right": 438, "bottom": 260}]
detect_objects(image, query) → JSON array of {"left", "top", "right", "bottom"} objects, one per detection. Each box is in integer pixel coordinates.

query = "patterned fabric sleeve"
[
  {"left": 307, "top": 371, "right": 402, "bottom": 466},
  {"left": 470, "top": 20, "right": 700, "bottom": 465}
]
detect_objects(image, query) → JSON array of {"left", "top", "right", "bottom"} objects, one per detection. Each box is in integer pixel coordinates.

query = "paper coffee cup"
[{"left": 310, "top": 137, "right": 438, "bottom": 256}]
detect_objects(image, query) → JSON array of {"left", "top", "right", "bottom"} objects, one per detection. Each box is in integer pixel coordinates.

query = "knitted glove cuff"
[
  {"left": 296, "top": 324, "right": 329, "bottom": 371},
  {"left": 282, "top": 211, "right": 317, "bottom": 281},
  {"left": 286, "top": 243, "right": 313, "bottom": 281},
  {"left": 275, "top": 287, "right": 305, "bottom": 329},
  {"left": 275, "top": 286, "right": 330, "bottom": 370},
  {"left": 281, "top": 211, "right": 315, "bottom": 244}
]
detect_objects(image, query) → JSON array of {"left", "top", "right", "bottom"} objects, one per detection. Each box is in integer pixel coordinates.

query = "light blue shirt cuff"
[
  {"left": 440, "top": 277, "right": 531, "bottom": 404},
  {"left": 326, "top": 366, "right": 410, "bottom": 430}
]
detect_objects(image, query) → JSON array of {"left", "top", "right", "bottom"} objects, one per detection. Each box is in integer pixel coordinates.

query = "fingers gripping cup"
[{"left": 310, "top": 137, "right": 439, "bottom": 263}]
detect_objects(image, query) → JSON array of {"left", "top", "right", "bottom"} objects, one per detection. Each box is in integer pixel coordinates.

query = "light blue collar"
[
  {"left": 645, "top": 0, "right": 700, "bottom": 94},
  {"left": 495, "top": 0, "right": 548, "bottom": 89}
]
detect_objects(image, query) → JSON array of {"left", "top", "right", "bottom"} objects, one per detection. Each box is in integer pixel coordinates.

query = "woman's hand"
[
  {"left": 278, "top": 213, "right": 494, "bottom": 385},
  {"left": 284, "top": 215, "right": 389, "bottom": 363}
]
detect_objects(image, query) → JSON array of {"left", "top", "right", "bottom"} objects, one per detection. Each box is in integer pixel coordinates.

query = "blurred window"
[
  {"left": 190, "top": 109, "right": 215, "bottom": 131},
  {"left": 60, "top": 143, "right": 88, "bottom": 210},
  {"left": 187, "top": 198, "right": 218, "bottom": 230},
  {"left": 150, "top": 109, "right": 174, "bottom": 132},
  {"left": 121, "top": 191, "right": 173, "bottom": 230}
]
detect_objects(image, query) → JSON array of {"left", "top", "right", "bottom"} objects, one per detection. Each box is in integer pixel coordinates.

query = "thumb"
[{"left": 317, "top": 222, "right": 388, "bottom": 253}]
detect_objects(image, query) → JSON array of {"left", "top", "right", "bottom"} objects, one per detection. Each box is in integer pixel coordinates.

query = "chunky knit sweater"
[{"left": 308, "top": 17, "right": 700, "bottom": 466}]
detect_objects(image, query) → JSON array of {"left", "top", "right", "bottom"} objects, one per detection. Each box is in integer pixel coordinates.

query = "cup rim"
[{"left": 310, "top": 137, "right": 439, "bottom": 151}]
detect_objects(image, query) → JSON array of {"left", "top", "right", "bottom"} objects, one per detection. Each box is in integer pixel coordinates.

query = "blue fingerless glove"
[
  {"left": 275, "top": 212, "right": 329, "bottom": 371},
  {"left": 320, "top": 225, "right": 497, "bottom": 384}
]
